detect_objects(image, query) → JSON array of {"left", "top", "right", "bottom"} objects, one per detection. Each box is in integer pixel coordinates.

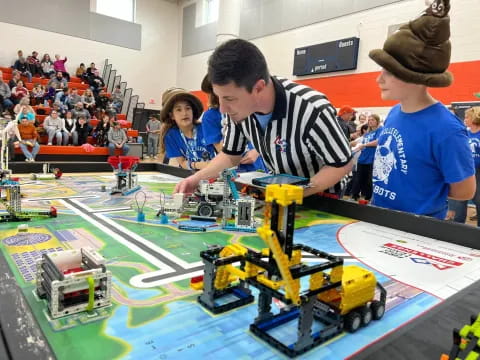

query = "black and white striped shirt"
[{"left": 223, "top": 76, "right": 352, "bottom": 179}]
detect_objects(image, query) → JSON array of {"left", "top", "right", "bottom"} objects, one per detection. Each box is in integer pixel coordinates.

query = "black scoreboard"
[{"left": 293, "top": 37, "right": 360, "bottom": 76}]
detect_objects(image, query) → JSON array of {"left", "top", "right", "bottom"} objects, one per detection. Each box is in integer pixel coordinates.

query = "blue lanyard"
[{"left": 179, "top": 126, "right": 200, "bottom": 161}]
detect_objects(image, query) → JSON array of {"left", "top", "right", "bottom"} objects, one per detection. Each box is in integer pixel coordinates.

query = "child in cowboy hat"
[
  {"left": 159, "top": 88, "right": 216, "bottom": 170},
  {"left": 368, "top": 0, "right": 475, "bottom": 219}
]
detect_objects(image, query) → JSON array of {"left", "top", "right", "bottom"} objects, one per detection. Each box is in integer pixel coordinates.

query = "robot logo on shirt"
[
  {"left": 373, "top": 135, "right": 397, "bottom": 185},
  {"left": 469, "top": 137, "right": 480, "bottom": 158},
  {"left": 274, "top": 136, "right": 288, "bottom": 153}
]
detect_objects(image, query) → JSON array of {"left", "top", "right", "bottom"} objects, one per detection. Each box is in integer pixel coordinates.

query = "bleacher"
[{"left": 1, "top": 65, "right": 140, "bottom": 163}]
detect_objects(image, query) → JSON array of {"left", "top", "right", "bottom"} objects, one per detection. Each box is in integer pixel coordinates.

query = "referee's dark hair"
[{"left": 208, "top": 39, "right": 270, "bottom": 93}]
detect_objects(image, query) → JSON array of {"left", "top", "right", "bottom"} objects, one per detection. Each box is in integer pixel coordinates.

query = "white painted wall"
[
  {"left": 0, "top": 0, "right": 179, "bottom": 110},
  {"left": 177, "top": 0, "right": 480, "bottom": 97}
]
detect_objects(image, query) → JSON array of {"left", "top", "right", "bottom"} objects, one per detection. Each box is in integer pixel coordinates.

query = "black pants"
[{"left": 352, "top": 163, "right": 373, "bottom": 200}]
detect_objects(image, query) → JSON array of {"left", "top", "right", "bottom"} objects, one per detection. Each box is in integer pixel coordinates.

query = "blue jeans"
[
  {"left": 2, "top": 98, "right": 13, "bottom": 110},
  {"left": 19, "top": 141, "right": 40, "bottom": 160},
  {"left": 448, "top": 171, "right": 480, "bottom": 227},
  {"left": 147, "top": 135, "right": 158, "bottom": 157},
  {"left": 108, "top": 143, "right": 129, "bottom": 156}
]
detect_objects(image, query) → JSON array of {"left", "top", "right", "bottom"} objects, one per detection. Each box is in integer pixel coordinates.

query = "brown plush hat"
[
  {"left": 160, "top": 88, "right": 203, "bottom": 123},
  {"left": 369, "top": 0, "right": 452, "bottom": 87}
]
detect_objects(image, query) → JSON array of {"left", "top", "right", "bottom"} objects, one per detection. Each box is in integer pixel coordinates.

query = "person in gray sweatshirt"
[
  {"left": 44, "top": 110, "right": 68, "bottom": 145},
  {"left": 107, "top": 121, "right": 129, "bottom": 156}
]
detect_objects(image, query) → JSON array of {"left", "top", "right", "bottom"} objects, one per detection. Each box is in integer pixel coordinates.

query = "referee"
[{"left": 175, "top": 39, "right": 353, "bottom": 197}]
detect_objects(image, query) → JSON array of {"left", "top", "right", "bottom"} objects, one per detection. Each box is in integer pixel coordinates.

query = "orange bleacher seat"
[
  {"left": 117, "top": 114, "right": 126, "bottom": 120},
  {"left": 39, "top": 78, "right": 49, "bottom": 85},
  {"left": 127, "top": 130, "right": 138, "bottom": 137},
  {"left": 2, "top": 73, "right": 13, "bottom": 81},
  {"left": 36, "top": 114, "right": 47, "bottom": 124},
  {"left": 26, "top": 83, "right": 34, "bottom": 91},
  {"left": 71, "top": 82, "right": 89, "bottom": 90},
  {"left": 15, "top": 145, "right": 125, "bottom": 156},
  {"left": 70, "top": 77, "right": 82, "bottom": 83},
  {"left": 90, "top": 119, "right": 99, "bottom": 127},
  {"left": 0, "top": 67, "right": 13, "bottom": 74}
]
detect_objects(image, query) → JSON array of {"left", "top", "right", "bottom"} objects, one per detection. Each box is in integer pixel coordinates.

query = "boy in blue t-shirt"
[
  {"left": 368, "top": 0, "right": 476, "bottom": 219},
  {"left": 448, "top": 106, "right": 480, "bottom": 226},
  {"left": 200, "top": 74, "right": 266, "bottom": 173},
  {"left": 159, "top": 88, "right": 215, "bottom": 170}
]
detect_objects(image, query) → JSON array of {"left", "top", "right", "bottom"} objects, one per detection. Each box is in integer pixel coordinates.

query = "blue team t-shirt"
[
  {"left": 357, "top": 126, "right": 383, "bottom": 165},
  {"left": 164, "top": 125, "right": 216, "bottom": 163},
  {"left": 201, "top": 108, "right": 267, "bottom": 172},
  {"left": 372, "top": 103, "right": 475, "bottom": 219},
  {"left": 468, "top": 130, "right": 480, "bottom": 169}
]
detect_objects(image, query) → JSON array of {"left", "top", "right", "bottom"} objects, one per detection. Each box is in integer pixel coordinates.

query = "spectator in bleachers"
[
  {"left": 0, "top": 112, "right": 21, "bottom": 161},
  {"left": 52, "top": 101, "right": 67, "bottom": 119},
  {"left": 40, "top": 54, "right": 55, "bottom": 79},
  {"left": 8, "top": 71, "right": 21, "bottom": 89},
  {"left": 72, "top": 102, "right": 91, "bottom": 123},
  {"left": 95, "top": 88, "right": 110, "bottom": 111},
  {"left": 53, "top": 54, "right": 70, "bottom": 81},
  {"left": 13, "top": 57, "right": 32, "bottom": 83},
  {"left": 75, "top": 116, "right": 90, "bottom": 145},
  {"left": 26, "top": 51, "right": 42, "bottom": 77},
  {"left": 337, "top": 106, "right": 357, "bottom": 140},
  {"left": 13, "top": 97, "right": 34, "bottom": 117},
  {"left": 65, "top": 88, "right": 81, "bottom": 110},
  {"left": 11, "top": 80, "right": 29, "bottom": 104},
  {"left": 82, "top": 88, "right": 96, "bottom": 115},
  {"left": 47, "top": 72, "right": 68, "bottom": 102},
  {"left": 146, "top": 114, "right": 161, "bottom": 159},
  {"left": 62, "top": 111, "right": 76, "bottom": 145},
  {"left": 76, "top": 63, "right": 86, "bottom": 78},
  {"left": 14, "top": 50, "right": 23, "bottom": 64},
  {"left": 88, "top": 70, "right": 105, "bottom": 96},
  {"left": 44, "top": 110, "right": 67, "bottom": 145},
  {"left": 17, "top": 116, "right": 39, "bottom": 162},
  {"left": 94, "top": 114, "right": 111, "bottom": 147},
  {"left": 0, "top": 72, "right": 13, "bottom": 113},
  {"left": 86, "top": 62, "right": 97, "bottom": 79},
  {"left": 31, "top": 83, "right": 46, "bottom": 106},
  {"left": 111, "top": 85, "right": 123, "bottom": 114},
  {"left": 107, "top": 121, "right": 129, "bottom": 156}
]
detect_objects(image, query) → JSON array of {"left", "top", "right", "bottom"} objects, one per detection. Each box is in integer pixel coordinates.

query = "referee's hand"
[{"left": 174, "top": 175, "right": 199, "bottom": 194}]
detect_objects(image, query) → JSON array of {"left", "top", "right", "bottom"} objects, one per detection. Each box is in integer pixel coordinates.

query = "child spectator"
[
  {"left": 76, "top": 63, "right": 86, "bottom": 78},
  {"left": 44, "top": 110, "right": 67, "bottom": 145},
  {"left": 447, "top": 106, "right": 480, "bottom": 227},
  {"left": 75, "top": 116, "right": 90, "bottom": 145},
  {"left": 351, "top": 114, "right": 382, "bottom": 201},
  {"left": 146, "top": 114, "right": 161, "bottom": 159},
  {"left": 62, "top": 111, "right": 76, "bottom": 145},
  {"left": 94, "top": 114, "right": 111, "bottom": 147},
  {"left": 11, "top": 80, "right": 29, "bottom": 103},
  {"left": 160, "top": 88, "right": 215, "bottom": 170},
  {"left": 8, "top": 71, "right": 21, "bottom": 90},
  {"left": 53, "top": 54, "right": 70, "bottom": 81},
  {"left": 368, "top": 0, "right": 475, "bottom": 219},
  {"left": 17, "top": 116, "right": 39, "bottom": 162},
  {"left": 107, "top": 121, "right": 129, "bottom": 156},
  {"left": 31, "top": 83, "right": 45, "bottom": 105},
  {"left": 13, "top": 57, "right": 32, "bottom": 83},
  {"left": 40, "top": 54, "right": 55, "bottom": 79}
]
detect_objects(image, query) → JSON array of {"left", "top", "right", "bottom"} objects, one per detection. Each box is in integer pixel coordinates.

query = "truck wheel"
[
  {"left": 344, "top": 311, "right": 362, "bottom": 332},
  {"left": 371, "top": 300, "right": 385, "bottom": 320},
  {"left": 198, "top": 203, "right": 214, "bottom": 217},
  {"left": 359, "top": 306, "right": 372, "bottom": 326}
]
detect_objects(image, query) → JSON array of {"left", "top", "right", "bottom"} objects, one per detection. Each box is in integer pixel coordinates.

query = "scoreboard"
[{"left": 293, "top": 37, "right": 360, "bottom": 76}]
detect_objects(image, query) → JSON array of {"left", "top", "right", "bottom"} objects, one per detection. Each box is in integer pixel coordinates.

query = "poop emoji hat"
[{"left": 369, "top": 0, "right": 452, "bottom": 87}]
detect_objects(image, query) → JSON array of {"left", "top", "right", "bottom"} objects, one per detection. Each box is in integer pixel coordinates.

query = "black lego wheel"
[
  {"left": 197, "top": 203, "right": 214, "bottom": 217},
  {"left": 344, "top": 310, "right": 362, "bottom": 333},
  {"left": 371, "top": 300, "right": 385, "bottom": 320}
]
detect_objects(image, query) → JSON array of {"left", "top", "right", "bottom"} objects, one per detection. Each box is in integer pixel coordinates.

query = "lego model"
[
  {"left": 108, "top": 156, "right": 141, "bottom": 195},
  {"left": 36, "top": 248, "right": 112, "bottom": 319},
  {"left": 441, "top": 313, "right": 480, "bottom": 360},
  {"left": 194, "top": 184, "right": 387, "bottom": 357},
  {"left": 0, "top": 175, "right": 57, "bottom": 222},
  {"left": 30, "top": 163, "right": 63, "bottom": 180}
]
